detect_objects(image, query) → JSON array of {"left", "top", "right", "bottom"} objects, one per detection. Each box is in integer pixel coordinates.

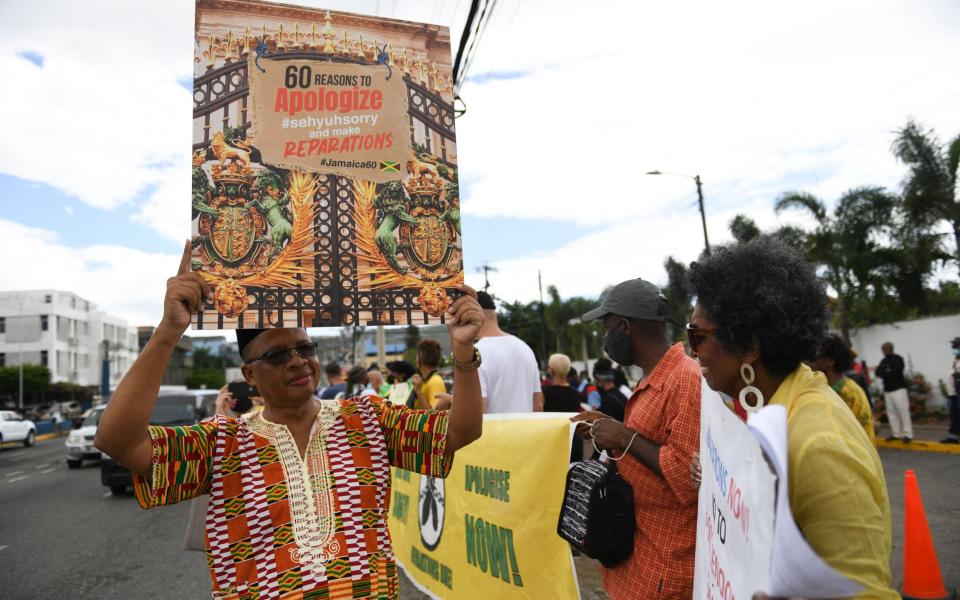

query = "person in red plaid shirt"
[{"left": 572, "top": 278, "right": 701, "bottom": 599}]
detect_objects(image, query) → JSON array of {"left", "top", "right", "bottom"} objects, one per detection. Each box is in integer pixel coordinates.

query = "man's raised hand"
[
  {"left": 445, "top": 284, "right": 484, "bottom": 354},
  {"left": 160, "top": 240, "right": 212, "bottom": 334}
]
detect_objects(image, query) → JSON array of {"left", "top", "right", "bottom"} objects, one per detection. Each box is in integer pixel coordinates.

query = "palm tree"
[
  {"left": 497, "top": 289, "right": 603, "bottom": 366},
  {"left": 663, "top": 257, "right": 693, "bottom": 341},
  {"left": 564, "top": 296, "right": 605, "bottom": 364},
  {"left": 543, "top": 286, "right": 604, "bottom": 358},
  {"left": 661, "top": 216, "right": 803, "bottom": 341},
  {"left": 775, "top": 187, "right": 898, "bottom": 341},
  {"left": 729, "top": 215, "right": 761, "bottom": 244},
  {"left": 542, "top": 285, "right": 568, "bottom": 354},
  {"left": 892, "top": 120, "right": 960, "bottom": 267},
  {"left": 875, "top": 214, "right": 950, "bottom": 318},
  {"left": 497, "top": 299, "right": 545, "bottom": 363}
]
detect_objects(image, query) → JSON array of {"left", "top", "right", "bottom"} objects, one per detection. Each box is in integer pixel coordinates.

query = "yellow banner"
[{"left": 388, "top": 414, "right": 581, "bottom": 599}]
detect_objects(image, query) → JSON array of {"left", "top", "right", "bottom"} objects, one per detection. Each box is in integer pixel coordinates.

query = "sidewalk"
[
  {"left": 874, "top": 420, "right": 960, "bottom": 454},
  {"left": 36, "top": 430, "right": 68, "bottom": 443},
  {"left": 573, "top": 554, "right": 609, "bottom": 600}
]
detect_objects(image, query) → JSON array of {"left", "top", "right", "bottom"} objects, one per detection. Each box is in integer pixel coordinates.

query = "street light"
[{"left": 647, "top": 170, "right": 711, "bottom": 256}]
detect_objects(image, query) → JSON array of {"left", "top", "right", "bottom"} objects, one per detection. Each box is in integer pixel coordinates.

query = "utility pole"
[
  {"left": 18, "top": 299, "right": 23, "bottom": 412},
  {"left": 477, "top": 263, "right": 498, "bottom": 292},
  {"left": 694, "top": 175, "right": 711, "bottom": 256},
  {"left": 537, "top": 271, "right": 548, "bottom": 369},
  {"left": 350, "top": 326, "right": 359, "bottom": 366},
  {"left": 376, "top": 325, "right": 386, "bottom": 367},
  {"left": 101, "top": 339, "right": 110, "bottom": 400},
  {"left": 352, "top": 326, "right": 366, "bottom": 365},
  {"left": 647, "top": 170, "right": 711, "bottom": 256}
]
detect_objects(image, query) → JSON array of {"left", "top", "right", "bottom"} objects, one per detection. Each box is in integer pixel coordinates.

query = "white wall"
[{"left": 848, "top": 314, "right": 960, "bottom": 409}]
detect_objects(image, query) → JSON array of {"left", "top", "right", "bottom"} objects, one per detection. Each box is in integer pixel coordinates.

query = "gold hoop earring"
[{"left": 739, "top": 362, "right": 764, "bottom": 413}]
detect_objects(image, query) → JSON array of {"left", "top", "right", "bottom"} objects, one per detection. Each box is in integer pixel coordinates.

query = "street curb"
[
  {"left": 1, "top": 432, "right": 63, "bottom": 448},
  {"left": 876, "top": 439, "right": 960, "bottom": 454}
]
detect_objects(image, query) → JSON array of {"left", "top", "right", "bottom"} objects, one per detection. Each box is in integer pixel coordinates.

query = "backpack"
[{"left": 556, "top": 458, "right": 636, "bottom": 567}]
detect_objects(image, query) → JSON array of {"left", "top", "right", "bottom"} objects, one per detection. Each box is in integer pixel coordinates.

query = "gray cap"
[{"left": 582, "top": 278, "right": 668, "bottom": 322}]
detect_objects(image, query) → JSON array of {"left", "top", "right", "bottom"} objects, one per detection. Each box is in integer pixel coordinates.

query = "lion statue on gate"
[{"left": 210, "top": 130, "right": 253, "bottom": 169}]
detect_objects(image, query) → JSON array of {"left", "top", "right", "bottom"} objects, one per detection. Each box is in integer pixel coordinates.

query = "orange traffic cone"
[{"left": 902, "top": 470, "right": 954, "bottom": 600}]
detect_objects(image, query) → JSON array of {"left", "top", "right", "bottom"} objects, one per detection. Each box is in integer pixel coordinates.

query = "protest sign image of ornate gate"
[{"left": 191, "top": 1, "right": 461, "bottom": 329}]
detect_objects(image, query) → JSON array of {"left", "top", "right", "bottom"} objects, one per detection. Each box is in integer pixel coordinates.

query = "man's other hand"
[
  {"left": 161, "top": 240, "right": 212, "bottom": 334},
  {"left": 446, "top": 284, "right": 484, "bottom": 356},
  {"left": 571, "top": 410, "right": 610, "bottom": 439}
]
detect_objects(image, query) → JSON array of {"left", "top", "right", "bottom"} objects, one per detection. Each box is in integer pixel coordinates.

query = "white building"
[
  {"left": 849, "top": 313, "right": 960, "bottom": 409},
  {"left": 0, "top": 290, "right": 139, "bottom": 388}
]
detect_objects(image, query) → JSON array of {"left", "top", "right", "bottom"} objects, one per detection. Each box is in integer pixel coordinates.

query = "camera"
[{"left": 227, "top": 381, "right": 259, "bottom": 414}]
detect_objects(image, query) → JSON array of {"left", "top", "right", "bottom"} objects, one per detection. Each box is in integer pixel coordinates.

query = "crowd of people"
[
  {"left": 304, "top": 282, "right": 960, "bottom": 454},
  {"left": 93, "top": 237, "right": 960, "bottom": 600},
  {"left": 525, "top": 239, "right": 899, "bottom": 599}
]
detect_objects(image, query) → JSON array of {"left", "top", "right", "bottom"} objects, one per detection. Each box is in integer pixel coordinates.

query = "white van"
[{"left": 65, "top": 405, "right": 105, "bottom": 468}]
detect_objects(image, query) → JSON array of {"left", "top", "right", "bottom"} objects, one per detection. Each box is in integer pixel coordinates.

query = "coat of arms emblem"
[
  {"left": 192, "top": 128, "right": 318, "bottom": 318},
  {"left": 353, "top": 143, "right": 463, "bottom": 315}
]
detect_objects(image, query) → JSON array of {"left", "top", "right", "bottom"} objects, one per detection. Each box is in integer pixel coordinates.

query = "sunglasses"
[
  {"left": 686, "top": 324, "right": 719, "bottom": 354},
  {"left": 246, "top": 342, "right": 318, "bottom": 366}
]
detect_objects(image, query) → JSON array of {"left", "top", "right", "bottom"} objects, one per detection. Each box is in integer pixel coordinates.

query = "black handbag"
[{"left": 556, "top": 458, "right": 636, "bottom": 567}]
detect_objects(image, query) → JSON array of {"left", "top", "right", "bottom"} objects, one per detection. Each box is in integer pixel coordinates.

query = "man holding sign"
[
  {"left": 95, "top": 243, "right": 486, "bottom": 599},
  {"left": 572, "top": 278, "right": 702, "bottom": 599}
]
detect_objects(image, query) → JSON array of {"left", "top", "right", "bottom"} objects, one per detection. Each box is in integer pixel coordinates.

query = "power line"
[
  {"left": 452, "top": 0, "right": 499, "bottom": 95},
  {"left": 448, "top": 0, "right": 465, "bottom": 25},
  {"left": 458, "top": 0, "right": 499, "bottom": 94},
  {"left": 506, "top": 0, "right": 521, "bottom": 29},
  {"left": 452, "top": 0, "right": 481, "bottom": 87},
  {"left": 458, "top": 0, "right": 498, "bottom": 91},
  {"left": 462, "top": 0, "right": 493, "bottom": 74}
]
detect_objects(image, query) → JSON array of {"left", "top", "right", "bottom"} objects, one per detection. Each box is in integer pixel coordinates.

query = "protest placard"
[
  {"left": 248, "top": 59, "right": 412, "bottom": 183},
  {"left": 191, "top": 0, "right": 462, "bottom": 329},
  {"left": 692, "top": 384, "right": 777, "bottom": 600},
  {"left": 388, "top": 414, "right": 581, "bottom": 599}
]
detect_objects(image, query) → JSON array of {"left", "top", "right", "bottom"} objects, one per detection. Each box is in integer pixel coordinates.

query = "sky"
[{"left": 1, "top": 0, "right": 959, "bottom": 334}]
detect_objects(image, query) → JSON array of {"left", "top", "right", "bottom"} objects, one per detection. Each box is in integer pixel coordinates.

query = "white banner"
[{"left": 692, "top": 383, "right": 777, "bottom": 600}]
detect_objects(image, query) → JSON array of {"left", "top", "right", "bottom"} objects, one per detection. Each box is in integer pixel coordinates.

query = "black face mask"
[
  {"left": 603, "top": 327, "right": 634, "bottom": 367},
  {"left": 386, "top": 375, "right": 396, "bottom": 385}
]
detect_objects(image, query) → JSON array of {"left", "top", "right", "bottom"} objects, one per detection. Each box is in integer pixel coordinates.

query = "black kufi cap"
[{"left": 236, "top": 328, "right": 267, "bottom": 359}]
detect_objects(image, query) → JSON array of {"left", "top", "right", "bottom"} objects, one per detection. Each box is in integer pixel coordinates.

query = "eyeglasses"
[
  {"left": 686, "top": 324, "right": 719, "bottom": 354},
  {"left": 246, "top": 342, "right": 318, "bottom": 366}
]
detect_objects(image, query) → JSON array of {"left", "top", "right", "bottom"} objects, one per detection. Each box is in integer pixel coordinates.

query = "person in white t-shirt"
[{"left": 475, "top": 291, "right": 543, "bottom": 413}]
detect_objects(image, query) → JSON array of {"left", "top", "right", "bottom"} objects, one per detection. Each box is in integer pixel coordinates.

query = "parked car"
[
  {"left": 100, "top": 392, "right": 199, "bottom": 495},
  {"left": 65, "top": 405, "right": 106, "bottom": 468},
  {"left": 186, "top": 389, "right": 219, "bottom": 420},
  {"left": 0, "top": 411, "right": 37, "bottom": 449}
]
